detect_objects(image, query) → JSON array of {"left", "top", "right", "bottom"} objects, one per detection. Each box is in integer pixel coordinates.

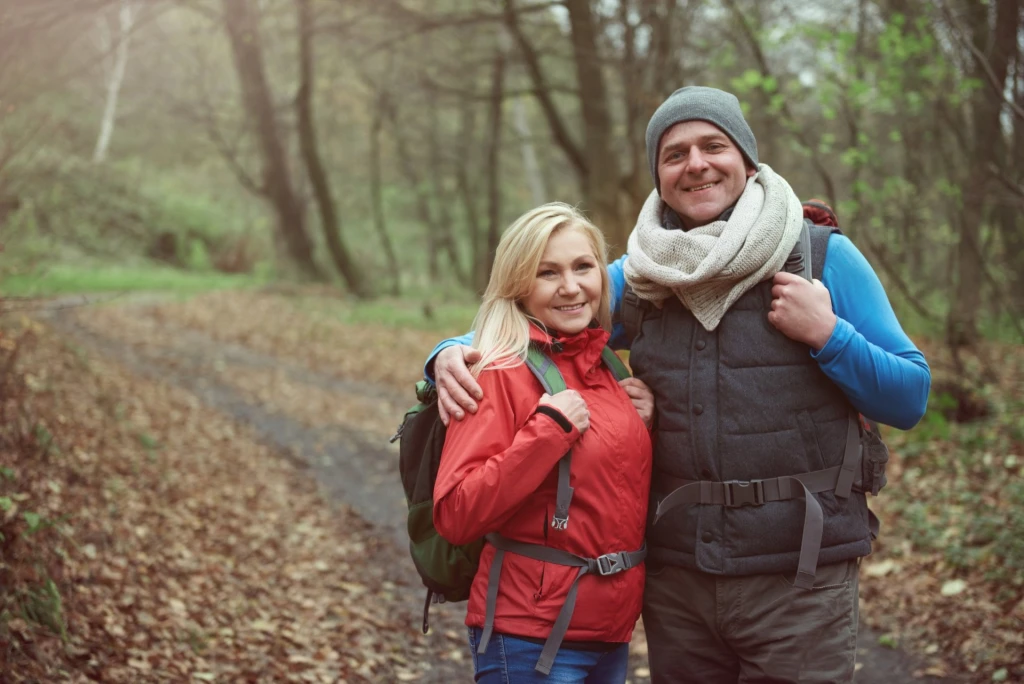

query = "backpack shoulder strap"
[
  {"left": 783, "top": 220, "right": 814, "bottom": 282},
  {"left": 618, "top": 284, "right": 656, "bottom": 347},
  {"left": 787, "top": 220, "right": 838, "bottom": 282},
  {"left": 525, "top": 344, "right": 567, "bottom": 394},
  {"left": 600, "top": 346, "right": 631, "bottom": 381},
  {"left": 524, "top": 343, "right": 573, "bottom": 531},
  {"left": 807, "top": 223, "right": 837, "bottom": 282}
]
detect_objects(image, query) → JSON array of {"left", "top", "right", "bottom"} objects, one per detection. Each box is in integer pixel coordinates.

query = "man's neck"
[{"left": 664, "top": 203, "right": 737, "bottom": 231}]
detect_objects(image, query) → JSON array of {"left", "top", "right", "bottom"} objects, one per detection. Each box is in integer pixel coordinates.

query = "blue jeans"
[{"left": 467, "top": 627, "right": 629, "bottom": 683}]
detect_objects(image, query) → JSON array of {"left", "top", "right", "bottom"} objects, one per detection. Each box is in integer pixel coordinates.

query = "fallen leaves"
[{"left": 0, "top": 314, "right": 452, "bottom": 682}]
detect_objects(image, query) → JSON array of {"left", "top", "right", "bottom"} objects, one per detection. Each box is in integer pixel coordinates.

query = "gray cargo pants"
[{"left": 642, "top": 559, "right": 859, "bottom": 683}]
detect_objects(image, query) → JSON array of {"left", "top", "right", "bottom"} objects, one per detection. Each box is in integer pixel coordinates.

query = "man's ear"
[{"left": 745, "top": 164, "right": 757, "bottom": 178}]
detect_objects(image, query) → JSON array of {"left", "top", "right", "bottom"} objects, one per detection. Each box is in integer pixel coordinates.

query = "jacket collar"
[{"left": 528, "top": 321, "right": 610, "bottom": 376}]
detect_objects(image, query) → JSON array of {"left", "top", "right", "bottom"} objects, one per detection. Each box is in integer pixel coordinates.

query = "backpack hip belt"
[
  {"left": 477, "top": 532, "right": 647, "bottom": 676},
  {"left": 653, "top": 414, "right": 861, "bottom": 590}
]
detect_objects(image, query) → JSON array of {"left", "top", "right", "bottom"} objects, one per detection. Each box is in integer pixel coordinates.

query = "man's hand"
[
  {"left": 619, "top": 378, "right": 655, "bottom": 430},
  {"left": 539, "top": 390, "right": 590, "bottom": 434},
  {"left": 435, "top": 345, "right": 484, "bottom": 426},
  {"left": 767, "top": 272, "right": 837, "bottom": 350}
]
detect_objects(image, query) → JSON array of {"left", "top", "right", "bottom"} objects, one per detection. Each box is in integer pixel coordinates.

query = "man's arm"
[
  {"left": 815, "top": 234, "right": 931, "bottom": 429},
  {"left": 607, "top": 255, "right": 630, "bottom": 349},
  {"left": 423, "top": 333, "right": 474, "bottom": 383}
]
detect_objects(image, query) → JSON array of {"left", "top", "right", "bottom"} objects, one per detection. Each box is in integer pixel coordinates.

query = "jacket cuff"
[
  {"left": 533, "top": 406, "right": 581, "bottom": 446},
  {"left": 535, "top": 405, "right": 573, "bottom": 433},
  {"left": 811, "top": 316, "right": 853, "bottom": 363}
]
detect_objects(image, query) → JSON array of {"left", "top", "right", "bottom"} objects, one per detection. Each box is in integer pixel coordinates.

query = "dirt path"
[{"left": 39, "top": 294, "right": 955, "bottom": 683}]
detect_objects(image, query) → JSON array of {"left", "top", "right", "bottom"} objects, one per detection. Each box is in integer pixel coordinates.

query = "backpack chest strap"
[{"left": 477, "top": 533, "right": 647, "bottom": 675}]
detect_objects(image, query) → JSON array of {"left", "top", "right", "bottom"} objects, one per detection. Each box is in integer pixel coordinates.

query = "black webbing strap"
[
  {"left": 477, "top": 533, "right": 646, "bottom": 675},
  {"left": 524, "top": 345, "right": 574, "bottom": 531},
  {"left": 784, "top": 220, "right": 814, "bottom": 281},
  {"left": 620, "top": 287, "right": 648, "bottom": 345},
  {"left": 552, "top": 454, "right": 573, "bottom": 530},
  {"left": 653, "top": 415, "right": 862, "bottom": 590},
  {"left": 835, "top": 414, "right": 861, "bottom": 499}
]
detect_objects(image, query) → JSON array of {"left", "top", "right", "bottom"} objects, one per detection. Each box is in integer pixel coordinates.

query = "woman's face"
[{"left": 522, "top": 226, "right": 603, "bottom": 335}]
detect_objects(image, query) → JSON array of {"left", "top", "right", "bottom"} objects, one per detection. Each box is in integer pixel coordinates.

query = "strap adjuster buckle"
[
  {"left": 594, "top": 552, "right": 629, "bottom": 576},
  {"left": 550, "top": 515, "right": 569, "bottom": 531},
  {"left": 723, "top": 480, "right": 765, "bottom": 507}
]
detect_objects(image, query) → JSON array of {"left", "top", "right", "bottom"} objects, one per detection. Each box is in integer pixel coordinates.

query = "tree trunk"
[
  {"left": 512, "top": 96, "right": 545, "bottom": 206},
  {"left": 93, "top": 0, "right": 134, "bottom": 164},
  {"left": 222, "top": 0, "right": 322, "bottom": 280},
  {"left": 370, "top": 91, "right": 401, "bottom": 296},
  {"left": 947, "top": 0, "right": 1018, "bottom": 346},
  {"left": 295, "top": 0, "right": 367, "bottom": 296},
  {"left": 564, "top": 0, "right": 625, "bottom": 251},
  {"left": 998, "top": 23, "right": 1024, "bottom": 309},
  {"left": 482, "top": 42, "right": 507, "bottom": 292},
  {"left": 386, "top": 103, "right": 443, "bottom": 284},
  {"left": 427, "top": 84, "right": 468, "bottom": 286},
  {"left": 454, "top": 99, "right": 485, "bottom": 293}
]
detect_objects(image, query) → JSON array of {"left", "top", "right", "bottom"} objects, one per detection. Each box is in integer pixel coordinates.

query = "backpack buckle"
[
  {"left": 550, "top": 515, "right": 569, "bottom": 531},
  {"left": 723, "top": 480, "right": 764, "bottom": 507},
  {"left": 594, "top": 551, "right": 629, "bottom": 576}
]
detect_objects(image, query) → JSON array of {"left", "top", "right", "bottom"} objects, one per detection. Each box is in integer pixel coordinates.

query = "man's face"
[{"left": 656, "top": 120, "right": 756, "bottom": 229}]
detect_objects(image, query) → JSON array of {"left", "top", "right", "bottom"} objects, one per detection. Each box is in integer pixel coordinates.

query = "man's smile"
[{"left": 684, "top": 181, "right": 718, "bottom": 192}]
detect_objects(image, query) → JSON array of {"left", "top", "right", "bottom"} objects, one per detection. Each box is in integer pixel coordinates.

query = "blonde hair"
[{"left": 471, "top": 203, "right": 610, "bottom": 376}]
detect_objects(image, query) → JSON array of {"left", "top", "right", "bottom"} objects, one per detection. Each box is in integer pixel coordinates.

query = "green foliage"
[
  {"left": 0, "top": 264, "right": 267, "bottom": 297},
  {"left": 19, "top": 577, "right": 67, "bottom": 641}
]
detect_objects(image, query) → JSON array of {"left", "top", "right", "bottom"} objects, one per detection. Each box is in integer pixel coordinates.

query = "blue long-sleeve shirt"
[{"left": 426, "top": 234, "right": 931, "bottom": 430}]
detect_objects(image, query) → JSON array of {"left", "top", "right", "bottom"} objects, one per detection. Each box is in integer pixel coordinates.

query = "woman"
[{"left": 433, "top": 203, "right": 654, "bottom": 683}]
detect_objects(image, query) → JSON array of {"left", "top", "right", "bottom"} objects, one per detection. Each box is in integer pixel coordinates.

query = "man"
[{"left": 426, "top": 86, "right": 930, "bottom": 682}]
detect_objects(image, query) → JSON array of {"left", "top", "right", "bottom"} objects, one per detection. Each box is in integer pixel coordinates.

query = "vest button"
[
  {"left": 701, "top": 468, "right": 712, "bottom": 478},
  {"left": 695, "top": 340, "right": 706, "bottom": 351},
  {"left": 693, "top": 404, "right": 704, "bottom": 415},
  {"left": 701, "top": 531, "right": 713, "bottom": 543}
]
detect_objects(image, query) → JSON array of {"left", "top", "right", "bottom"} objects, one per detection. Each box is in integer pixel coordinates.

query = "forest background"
[{"left": 1, "top": 0, "right": 1023, "bottom": 681}]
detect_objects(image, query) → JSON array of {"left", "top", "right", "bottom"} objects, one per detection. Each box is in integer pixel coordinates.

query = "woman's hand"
[
  {"left": 539, "top": 390, "right": 590, "bottom": 434},
  {"left": 619, "top": 377, "right": 655, "bottom": 430}
]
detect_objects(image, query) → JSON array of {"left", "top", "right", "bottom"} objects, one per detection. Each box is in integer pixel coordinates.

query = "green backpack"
[{"left": 390, "top": 343, "right": 630, "bottom": 633}]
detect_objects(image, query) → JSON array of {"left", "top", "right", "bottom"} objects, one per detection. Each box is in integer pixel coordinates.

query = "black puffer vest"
[{"left": 628, "top": 225, "right": 873, "bottom": 575}]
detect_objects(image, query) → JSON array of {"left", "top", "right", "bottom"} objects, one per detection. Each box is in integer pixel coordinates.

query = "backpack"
[{"left": 390, "top": 342, "right": 631, "bottom": 633}]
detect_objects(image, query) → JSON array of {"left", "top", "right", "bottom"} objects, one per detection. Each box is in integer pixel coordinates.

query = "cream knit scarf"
[{"left": 624, "top": 164, "right": 804, "bottom": 331}]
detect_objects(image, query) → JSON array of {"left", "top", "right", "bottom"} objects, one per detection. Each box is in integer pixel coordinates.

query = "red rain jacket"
[{"left": 433, "top": 324, "right": 652, "bottom": 643}]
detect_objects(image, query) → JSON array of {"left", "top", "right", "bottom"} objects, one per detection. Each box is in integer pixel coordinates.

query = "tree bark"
[
  {"left": 947, "top": 0, "right": 1018, "bottom": 346},
  {"left": 222, "top": 0, "right": 322, "bottom": 280},
  {"left": 512, "top": 96, "right": 545, "bottom": 206},
  {"left": 93, "top": 0, "right": 135, "bottom": 164},
  {"left": 295, "top": 0, "right": 367, "bottom": 296},
  {"left": 564, "top": 0, "right": 625, "bottom": 250},
  {"left": 427, "top": 83, "right": 468, "bottom": 286},
  {"left": 482, "top": 40, "right": 507, "bottom": 291},
  {"left": 997, "top": 18, "right": 1024, "bottom": 309},
  {"left": 370, "top": 90, "right": 401, "bottom": 296},
  {"left": 454, "top": 99, "right": 485, "bottom": 293}
]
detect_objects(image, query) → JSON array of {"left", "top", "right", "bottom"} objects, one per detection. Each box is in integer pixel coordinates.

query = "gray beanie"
[{"left": 646, "top": 86, "right": 759, "bottom": 192}]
